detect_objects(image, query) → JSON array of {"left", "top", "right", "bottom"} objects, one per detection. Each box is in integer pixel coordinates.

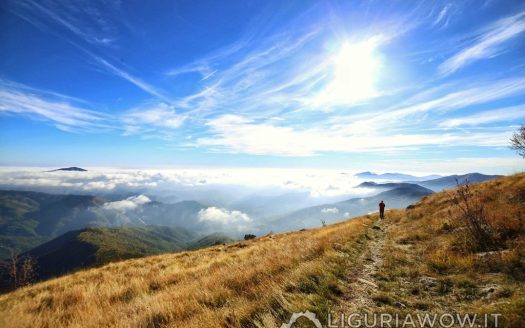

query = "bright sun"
[{"left": 315, "top": 39, "right": 380, "bottom": 106}]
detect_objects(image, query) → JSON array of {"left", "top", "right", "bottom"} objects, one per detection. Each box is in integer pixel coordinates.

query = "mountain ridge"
[
  {"left": 46, "top": 167, "right": 87, "bottom": 172},
  {"left": 268, "top": 184, "right": 434, "bottom": 231}
]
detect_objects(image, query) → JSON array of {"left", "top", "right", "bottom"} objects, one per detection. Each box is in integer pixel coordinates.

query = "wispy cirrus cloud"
[
  {"left": 11, "top": 0, "right": 172, "bottom": 103},
  {"left": 165, "top": 28, "right": 328, "bottom": 119},
  {"left": 195, "top": 113, "right": 513, "bottom": 156},
  {"left": 335, "top": 76, "right": 525, "bottom": 133},
  {"left": 79, "top": 47, "right": 173, "bottom": 103},
  {"left": 432, "top": 4, "right": 452, "bottom": 28},
  {"left": 439, "top": 11, "right": 525, "bottom": 76},
  {"left": 13, "top": 0, "right": 118, "bottom": 46},
  {"left": 439, "top": 104, "right": 525, "bottom": 128},
  {"left": 162, "top": 1, "right": 430, "bottom": 121},
  {"left": 0, "top": 79, "right": 112, "bottom": 132},
  {"left": 195, "top": 74, "right": 525, "bottom": 157}
]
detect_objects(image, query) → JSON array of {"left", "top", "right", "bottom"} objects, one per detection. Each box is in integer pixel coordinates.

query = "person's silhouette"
[{"left": 379, "top": 200, "right": 386, "bottom": 219}]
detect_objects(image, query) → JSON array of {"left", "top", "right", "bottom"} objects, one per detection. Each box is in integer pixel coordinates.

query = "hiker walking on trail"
[{"left": 379, "top": 200, "right": 386, "bottom": 219}]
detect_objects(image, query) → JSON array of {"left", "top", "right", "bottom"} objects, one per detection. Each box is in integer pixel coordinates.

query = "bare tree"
[
  {"left": 3, "top": 249, "right": 37, "bottom": 289},
  {"left": 8, "top": 249, "right": 19, "bottom": 289},
  {"left": 19, "top": 256, "right": 36, "bottom": 287},
  {"left": 510, "top": 124, "right": 525, "bottom": 158}
]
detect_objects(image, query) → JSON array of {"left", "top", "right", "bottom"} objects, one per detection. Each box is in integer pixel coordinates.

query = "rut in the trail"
[{"left": 339, "top": 220, "right": 388, "bottom": 313}]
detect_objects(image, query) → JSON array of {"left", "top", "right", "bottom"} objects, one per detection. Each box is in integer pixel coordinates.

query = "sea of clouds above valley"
[
  {"left": 0, "top": 167, "right": 416, "bottom": 227},
  {"left": 0, "top": 167, "right": 377, "bottom": 199}
]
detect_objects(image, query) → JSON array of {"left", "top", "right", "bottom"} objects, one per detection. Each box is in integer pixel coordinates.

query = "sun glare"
[{"left": 314, "top": 39, "right": 380, "bottom": 107}]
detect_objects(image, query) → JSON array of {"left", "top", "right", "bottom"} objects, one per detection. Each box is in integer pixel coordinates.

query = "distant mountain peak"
[
  {"left": 47, "top": 167, "right": 87, "bottom": 172},
  {"left": 355, "top": 171, "right": 442, "bottom": 181}
]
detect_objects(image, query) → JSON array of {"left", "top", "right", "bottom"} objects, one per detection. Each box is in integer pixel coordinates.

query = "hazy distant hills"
[
  {"left": 0, "top": 190, "right": 106, "bottom": 258},
  {"left": 355, "top": 171, "right": 441, "bottom": 181},
  {"left": 356, "top": 181, "right": 422, "bottom": 189},
  {"left": 140, "top": 200, "right": 207, "bottom": 228},
  {"left": 230, "top": 190, "right": 314, "bottom": 217},
  {"left": 415, "top": 173, "right": 503, "bottom": 191},
  {"left": 269, "top": 184, "right": 434, "bottom": 231},
  {"left": 357, "top": 172, "right": 501, "bottom": 192},
  {"left": 0, "top": 190, "right": 212, "bottom": 258}
]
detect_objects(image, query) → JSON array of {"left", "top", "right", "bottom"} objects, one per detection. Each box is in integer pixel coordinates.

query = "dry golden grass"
[
  {"left": 378, "top": 173, "right": 525, "bottom": 327},
  {"left": 0, "top": 215, "right": 373, "bottom": 328},
  {"left": 2, "top": 173, "right": 525, "bottom": 327}
]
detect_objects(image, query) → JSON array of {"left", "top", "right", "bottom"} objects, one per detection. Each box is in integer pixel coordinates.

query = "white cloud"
[
  {"left": 386, "top": 78, "right": 525, "bottom": 120},
  {"left": 196, "top": 114, "right": 513, "bottom": 156},
  {"left": 336, "top": 77, "right": 525, "bottom": 134},
  {"left": 122, "top": 103, "right": 186, "bottom": 135},
  {"left": 0, "top": 79, "right": 111, "bottom": 132},
  {"left": 0, "top": 166, "right": 519, "bottom": 204},
  {"left": 321, "top": 207, "right": 339, "bottom": 214},
  {"left": 198, "top": 207, "right": 251, "bottom": 224},
  {"left": 15, "top": 0, "right": 117, "bottom": 47},
  {"left": 84, "top": 50, "right": 172, "bottom": 103},
  {"left": 439, "top": 104, "right": 525, "bottom": 128},
  {"left": 439, "top": 11, "right": 525, "bottom": 76},
  {"left": 433, "top": 5, "right": 451, "bottom": 27},
  {"left": 103, "top": 195, "right": 151, "bottom": 211}
]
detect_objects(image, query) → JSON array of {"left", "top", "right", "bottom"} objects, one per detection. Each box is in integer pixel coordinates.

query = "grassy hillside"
[
  {"left": 0, "top": 174, "right": 524, "bottom": 327},
  {"left": 0, "top": 226, "right": 236, "bottom": 290},
  {"left": 0, "top": 216, "right": 373, "bottom": 327},
  {"left": 0, "top": 190, "right": 106, "bottom": 258},
  {"left": 371, "top": 173, "right": 525, "bottom": 326}
]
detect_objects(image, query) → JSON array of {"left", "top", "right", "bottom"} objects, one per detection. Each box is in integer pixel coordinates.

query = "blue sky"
[{"left": 1, "top": 0, "right": 524, "bottom": 174}]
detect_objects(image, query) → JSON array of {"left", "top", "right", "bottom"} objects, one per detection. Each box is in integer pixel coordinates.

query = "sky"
[{"left": 1, "top": 0, "right": 525, "bottom": 174}]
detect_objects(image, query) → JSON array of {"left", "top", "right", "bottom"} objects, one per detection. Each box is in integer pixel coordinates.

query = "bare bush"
[
  {"left": 510, "top": 124, "right": 525, "bottom": 158},
  {"left": 450, "top": 179, "right": 497, "bottom": 252}
]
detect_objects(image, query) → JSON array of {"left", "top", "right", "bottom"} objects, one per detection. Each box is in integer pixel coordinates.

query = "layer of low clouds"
[
  {"left": 0, "top": 167, "right": 376, "bottom": 199},
  {"left": 321, "top": 207, "right": 339, "bottom": 214},
  {"left": 198, "top": 207, "right": 251, "bottom": 224},
  {"left": 103, "top": 195, "right": 151, "bottom": 211}
]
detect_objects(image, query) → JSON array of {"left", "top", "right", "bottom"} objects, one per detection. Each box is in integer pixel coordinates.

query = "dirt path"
[{"left": 337, "top": 219, "right": 389, "bottom": 313}]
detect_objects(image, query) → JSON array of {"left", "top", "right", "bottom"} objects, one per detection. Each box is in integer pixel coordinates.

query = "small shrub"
[
  {"left": 441, "top": 222, "right": 453, "bottom": 232},
  {"left": 244, "top": 234, "right": 256, "bottom": 240},
  {"left": 450, "top": 180, "right": 498, "bottom": 252}
]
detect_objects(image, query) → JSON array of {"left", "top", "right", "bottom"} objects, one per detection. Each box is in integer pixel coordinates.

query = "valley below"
[{"left": 0, "top": 172, "right": 523, "bottom": 327}]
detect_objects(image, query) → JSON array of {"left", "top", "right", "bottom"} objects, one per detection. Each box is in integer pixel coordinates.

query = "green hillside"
[
  {"left": 13, "top": 225, "right": 234, "bottom": 283},
  {"left": 0, "top": 190, "right": 106, "bottom": 258}
]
